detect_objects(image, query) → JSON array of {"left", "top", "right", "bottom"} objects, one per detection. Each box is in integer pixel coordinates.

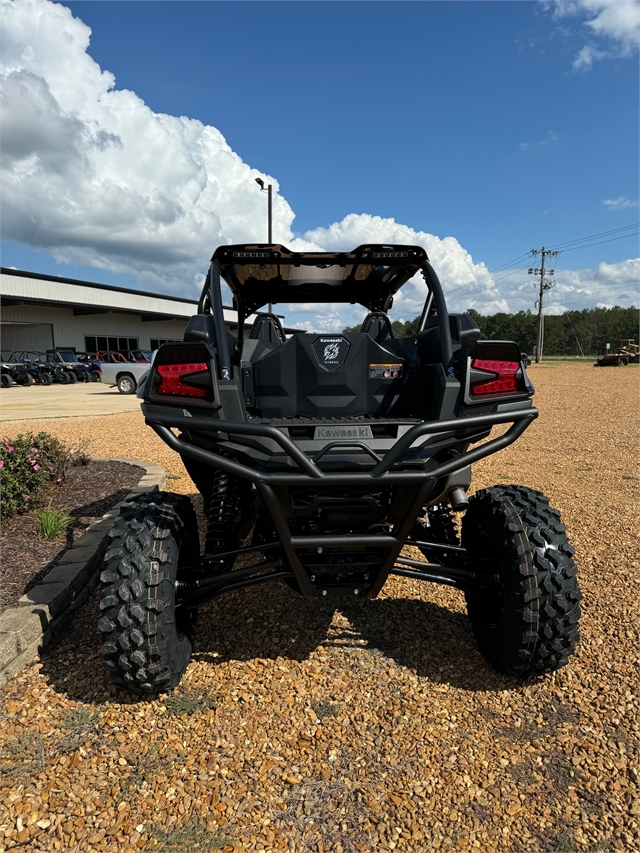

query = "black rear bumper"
[
  {"left": 147, "top": 406, "right": 536, "bottom": 485},
  {"left": 146, "top": 406, "right": 537, "bottom": 601}
]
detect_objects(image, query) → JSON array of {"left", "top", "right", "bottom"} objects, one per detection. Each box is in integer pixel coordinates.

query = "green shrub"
[
  {"left": 0, "top": 432, "right": 74, "bottom": 518},
  {"left": 33, "top": 501, "right": 75, "bottom": 540}
]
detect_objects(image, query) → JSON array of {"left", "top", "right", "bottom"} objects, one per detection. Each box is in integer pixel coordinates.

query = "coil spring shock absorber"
[
  {"left": 415, "top": 503, "right": 465, "bottom": 565},
  {"left": 425, "top": 503, "right": 459, "bottom": 548},
  {"left": 205, "top": 469, "right": 248, "bottom": 561}
]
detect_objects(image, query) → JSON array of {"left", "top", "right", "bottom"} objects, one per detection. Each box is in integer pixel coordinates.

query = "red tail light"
[
  {"left": 157, "top": 363, "right": 209, "bottom": 398},
  {"left": 470, "top": 359, "right": 520, "bottom": 396}
]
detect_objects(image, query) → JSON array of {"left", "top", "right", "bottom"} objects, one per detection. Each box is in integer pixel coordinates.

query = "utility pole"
[{"left": 529, "top": 247, "right": 560, "bottom": 362}]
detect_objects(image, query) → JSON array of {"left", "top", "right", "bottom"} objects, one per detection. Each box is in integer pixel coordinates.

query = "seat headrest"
[
  {"left": 360, "top": 312, "right": 394, "bottom": 343},
  {"left": 249, "top": 313, "right": 286, "bottom": 345},
  {"left": 184, "top": 314, "right": 216, "bottom": 344}
]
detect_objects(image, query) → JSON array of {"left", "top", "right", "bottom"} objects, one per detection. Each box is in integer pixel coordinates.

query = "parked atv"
[
  {"left": 1, "top": 357, "right": 32, "bottom": 387},
  {"left": 10, "top": 351, "right": 65, "bottom": 385},
  {"left": 75, "top": 353, "right": 103, "bottom": 381},
  {"left": 46, "top": 350, "right": 91, "bottom": 383},
  {"left": 99, "top": 243, "right": 581, "bottom": 694}
]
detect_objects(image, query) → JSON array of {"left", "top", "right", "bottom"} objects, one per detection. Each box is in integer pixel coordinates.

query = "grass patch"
[
  {"left": 166, "top": 473, "right": 182, "bottom": 480},
  {"left": 58, "top": 706, "right": 100, "bottom": 753},
  {"left": 0, "top": 730, "right": 46, "bottom": 778},
  {"left": 551, "top": 831, "right": 576, "bottom": 852},
  {"left": 121, "top": 742, "right": 177, "bottom": 796},
  {"left": 33, "top": 500, "right": 75, "bottom": 539},
  {"left": 622, "top": 475, "right": 638, "bottom": 480},
  {"left": 310, "top": 698, "right": 342, "bottom": 720},
  {"left": 163, "top": 685, "right": 218, "bottom": 717},
  {"left": 149, "top": 819, "right": 231, "bottom": 851}
]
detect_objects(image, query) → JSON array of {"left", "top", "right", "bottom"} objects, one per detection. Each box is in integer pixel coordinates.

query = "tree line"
[{"left": 344, "top": 305, "right": 638, "bottom": 356}]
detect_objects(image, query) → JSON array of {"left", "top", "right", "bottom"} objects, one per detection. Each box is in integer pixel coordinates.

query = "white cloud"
[
  {"left": 572, "top": 44, "right": 608, "bottom": 69},
  {"left": 0, "top": 0, "right": 498, "bottom": 318},
  {"left": 519, "top": 130, "right": 558, "bottom": 151},
  {"left": 0, "top": 0, "right": 299, "bottom": 297},
  {"left": 485, "top": 258, "right": 640, "bottom": 315},
  {"left": 602, "top": 196, "right": 639, "bottom": 210},
  {"left": 549, "top": 0, "right": 640, "bottom": 69}
]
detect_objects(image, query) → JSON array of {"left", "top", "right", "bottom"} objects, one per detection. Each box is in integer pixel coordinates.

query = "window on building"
[
  {"left": 85, "top": 336, "right": 138, "bottom": 353},
  {"left": 150, "top": 339, "right": 181, "bottom": 349}
]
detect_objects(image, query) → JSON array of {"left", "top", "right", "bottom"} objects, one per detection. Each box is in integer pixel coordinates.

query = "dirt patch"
[{"left": 0, "top": 460, "right": 143, "bottom": 607}]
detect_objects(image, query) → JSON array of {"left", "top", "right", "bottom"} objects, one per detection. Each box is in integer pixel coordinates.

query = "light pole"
[
  {"left": 255, "top": 178, "right": 272, "bottom": 243},
  {"left": 255, "top": 178, "right": 273, "bottom": 312}
]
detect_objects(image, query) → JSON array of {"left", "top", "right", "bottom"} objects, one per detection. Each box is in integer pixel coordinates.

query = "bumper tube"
[{"left": 148, "top": 407, "right": 537, "bottom": 486}]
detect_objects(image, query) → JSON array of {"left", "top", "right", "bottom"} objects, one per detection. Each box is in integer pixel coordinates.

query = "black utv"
[{"left": 99, "top": 244, "right": 581, "bottom": 694}]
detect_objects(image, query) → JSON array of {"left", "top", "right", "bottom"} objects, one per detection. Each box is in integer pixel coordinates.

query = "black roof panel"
[{"left": 212, "top": 243, "right": 428, "bottom": 316}]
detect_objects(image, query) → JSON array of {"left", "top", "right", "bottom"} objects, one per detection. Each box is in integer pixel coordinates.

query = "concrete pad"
[{"left": 0, "top": 381, "right": 141, "bottom": 422}]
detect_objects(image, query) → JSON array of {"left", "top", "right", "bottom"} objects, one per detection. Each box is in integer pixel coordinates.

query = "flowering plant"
[{"left": 0, "top": 432, "right": 70, "bottom": 517}]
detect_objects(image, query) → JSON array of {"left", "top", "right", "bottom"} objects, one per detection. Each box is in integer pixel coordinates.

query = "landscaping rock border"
[{"left": 0, "top": 457, "right": 166, "bottom": 686}]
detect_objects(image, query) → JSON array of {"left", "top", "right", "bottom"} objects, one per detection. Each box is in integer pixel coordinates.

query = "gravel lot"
[{"left": 1, "top": 363, "right": 637, "bottom": 853}]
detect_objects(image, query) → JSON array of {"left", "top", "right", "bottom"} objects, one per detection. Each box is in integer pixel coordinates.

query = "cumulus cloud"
[
  {"left": 0, "top": 0, "right": 299, "bottom": 296},
  {"left": 287, "top": 213, "right": 499, "bottom": 329},
  {"left": 602, "top": 196, "right": 639, "bottom": 210},
  {"left": 0, "top": 0, "right": 500, "bottom": 319},
  {"left": 484, "top": 258, "right": 640, "bottom": 315},
  {"left": 549, "top": 0, "right": 640, "bottom": 69}
]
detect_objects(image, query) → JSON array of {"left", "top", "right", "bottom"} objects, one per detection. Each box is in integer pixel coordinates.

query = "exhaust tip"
[{"left": 449, "top": 487, "right": 469, "bottom": 511}]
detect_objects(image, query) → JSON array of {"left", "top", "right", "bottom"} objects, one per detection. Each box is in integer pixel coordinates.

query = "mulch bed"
[{"left": 0, "top": 460, "right": 143, "bottom": 609}]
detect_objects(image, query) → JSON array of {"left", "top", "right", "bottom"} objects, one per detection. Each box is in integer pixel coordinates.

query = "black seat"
[
  {"left": 249, "top": 313, "right": 286, "bottom": 346},
  {"left": 416, "top": 314, "right": 481, "bottom": 363},
  {"left": 183, "top": 313, "right": 238, "bottom": 361},
  {"left": 360, "top": 312, "right": 394, "bottom": 343}
]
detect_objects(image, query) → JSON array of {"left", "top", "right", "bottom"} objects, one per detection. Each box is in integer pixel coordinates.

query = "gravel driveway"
[{"left": 1, "top": 363, "right": 637, "bottom": 853}]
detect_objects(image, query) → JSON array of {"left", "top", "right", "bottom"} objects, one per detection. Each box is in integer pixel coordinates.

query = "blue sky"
[{"left": 1, "top": 0, "right": 638, "bottom": 329}]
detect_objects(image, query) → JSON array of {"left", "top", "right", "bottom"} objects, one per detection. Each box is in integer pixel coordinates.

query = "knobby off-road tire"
[
  {"left": 39, "top": 371, "right": 52, "bottom": 386},
  {"left": 461, "top": 485, "right": 581, "bottom": 678},
  {"left": 99, "top": 492, "right": 199, "bottom": 693},
  {"left": 65, "top": 370, "right": 78, "bottom": 383},
  {"left": 0, "top": 374, "right": 11, "bottom": 388}
]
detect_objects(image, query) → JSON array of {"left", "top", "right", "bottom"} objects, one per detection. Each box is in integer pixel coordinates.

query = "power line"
[
  {"left": 547, "top": 222, "right": 639, "bottom": 250},
  {"left": 446, "top": 264, "right": 532, "bottom": 301},
  {"left": 447, "top": 232, "right": 637, "bottom": 301},
  {"left": 443, "top": 253, "right": 533, "bottom": 293},
  {"left": 547, "top": 281, "right": 639, "bottom": 307},
  {"left": 555, "top": 232, "right": 639, "bottom": 254}
]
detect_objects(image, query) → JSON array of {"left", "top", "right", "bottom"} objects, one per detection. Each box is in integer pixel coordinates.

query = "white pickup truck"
[{"left": 99, "top": 359, "right": 152, "bottom": 394}]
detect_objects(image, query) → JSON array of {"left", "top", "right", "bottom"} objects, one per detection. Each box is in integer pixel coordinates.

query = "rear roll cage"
[{"left": 196, "top": 257, "right": 455, "bottom": 375}]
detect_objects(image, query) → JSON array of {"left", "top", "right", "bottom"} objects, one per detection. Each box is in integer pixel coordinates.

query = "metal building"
[{"left": 0, "top": 268, "right": 284, "bottom": 354}]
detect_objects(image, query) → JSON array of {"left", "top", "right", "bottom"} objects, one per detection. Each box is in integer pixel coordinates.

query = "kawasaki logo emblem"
[
  {"left": 323, "top": 342, "right": 340, "bottom": 361},
  {"left": 314, "top": 425, "right": 373, "bottom": 439},
  {"left": 312, "top": 336, "right": 350, "bottom": 371}
]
